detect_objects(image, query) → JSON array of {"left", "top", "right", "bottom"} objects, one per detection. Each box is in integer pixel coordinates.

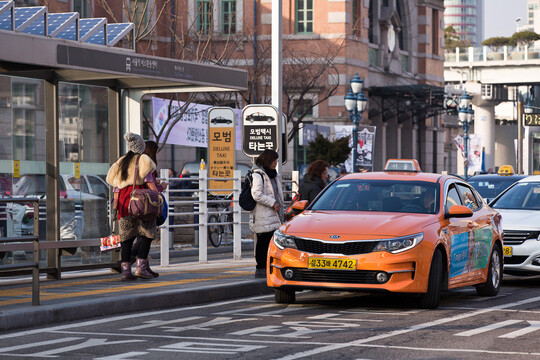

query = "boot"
[
  {"left": 146, "top": 260, "right": 159, "bottom": 278},
  {"left": 130, "top": 255, "right": 136, "bottom": 266},
  {"left": 121, "top": 262, "right": 137, "bottom": 281},
  {"left": 135, "top": 258, "right": 154, "bottom": 279}
]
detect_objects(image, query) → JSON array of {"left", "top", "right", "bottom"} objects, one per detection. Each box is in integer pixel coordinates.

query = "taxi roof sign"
[
  {"left": 498, "top": 165, "right": 515, "bottom": 176},
  {"left": 384, "top": 159, "right": 422, "bottom": 172}
]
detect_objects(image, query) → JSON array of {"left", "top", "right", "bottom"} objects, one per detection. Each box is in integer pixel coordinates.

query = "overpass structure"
[{"left": 444, "top": 46, "right": 540, "bottom": 175}]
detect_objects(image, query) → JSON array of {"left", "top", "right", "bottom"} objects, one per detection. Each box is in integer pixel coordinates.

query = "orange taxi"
[{"left": 267, "top": 160, "right": 503, "bottom": 308}]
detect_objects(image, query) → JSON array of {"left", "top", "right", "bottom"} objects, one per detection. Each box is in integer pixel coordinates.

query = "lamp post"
[
  {"left": 344, "top": 74, "right": 368, "bottom": 172},
  {"left": 458, "top": 92, "right": 473, "bottom": 177}
]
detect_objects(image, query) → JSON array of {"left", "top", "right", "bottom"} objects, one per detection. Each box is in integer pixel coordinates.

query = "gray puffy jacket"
[{"left": 249, "top": 168, "right": 283, "bottom": 234}]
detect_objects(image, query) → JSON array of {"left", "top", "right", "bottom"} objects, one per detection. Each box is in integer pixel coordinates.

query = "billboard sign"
[
  {"left": 241, "top": 104, "right": 280, "bottom": 158},
  {"left": 208, "top": 107, "right": 236, "bottom": 195}
]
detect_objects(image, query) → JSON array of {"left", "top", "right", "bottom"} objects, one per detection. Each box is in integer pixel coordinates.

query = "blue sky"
[{"left": 484, "top": 0, "right": 528, "bottom": 39}]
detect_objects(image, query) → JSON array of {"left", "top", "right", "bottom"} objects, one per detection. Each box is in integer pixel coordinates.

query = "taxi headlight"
[
  {"left": 273, "top": 230, "right": 297, "bottom": 250},
  {"left": 374, "top": 233, "right": 423, "bottom": 254}
]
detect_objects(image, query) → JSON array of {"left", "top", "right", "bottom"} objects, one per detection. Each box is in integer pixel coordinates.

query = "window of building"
[
  {"left": 129, "top": 0, "right": 150, "bottom": 30},
  {"left": 352, "top": 0, "right": 361, "bottom": 36},
  {"left": 222, "top": 0, "right": 236, "bottom": 34},
  {"left": 296, "top": 0, "right": 313, "bottom": 34},
  {"left": 432, "top": 10, "right": 439, "bottom": 56},
  {"left": 368, "top": 0, "right": 375, "bottom": 43},
  {"left": 73, "top": 0, "right": 92, "bottom": 18},
  {"left": 294, "top": 99, "right": 314, "bottom": 118},
  {"left": 197, "top": 0, "right": 212, "bottom": 34}
]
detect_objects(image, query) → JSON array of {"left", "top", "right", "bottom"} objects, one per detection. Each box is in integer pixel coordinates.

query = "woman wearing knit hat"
[{"left": 106, "top": 132, "right": 159, "bottom": 281}]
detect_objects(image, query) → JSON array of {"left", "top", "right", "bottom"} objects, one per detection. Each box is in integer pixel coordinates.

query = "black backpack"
[{"left": 239, "top": 170, "right": 263, "bottom": 211}]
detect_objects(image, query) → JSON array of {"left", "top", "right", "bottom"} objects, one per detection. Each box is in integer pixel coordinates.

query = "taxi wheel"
[
  {"left": 275, "top": 288, "right": 296, "bottom": 304},
  {"left": 418, "top": 249, "right": 443, "bottom": 309},
  {"left": 476, "top": 244, "right": 502, "bottom": 296}
]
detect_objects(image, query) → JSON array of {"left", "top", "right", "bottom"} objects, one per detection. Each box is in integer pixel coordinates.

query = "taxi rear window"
[{"left": 311, "top": 179, "right": 440, "bottom": 214}]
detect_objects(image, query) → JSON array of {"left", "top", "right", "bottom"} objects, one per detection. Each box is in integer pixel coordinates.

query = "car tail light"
[{"left": 60, "top": 191, "right": 67, "bottom": 199}]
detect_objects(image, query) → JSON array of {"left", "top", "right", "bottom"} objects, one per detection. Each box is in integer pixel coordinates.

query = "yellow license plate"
[
  {"left": 308, "top": 257, "right": 357, "bottom": 270},
  {"left": 503, "top": 246, "right": 513, "bottom": 257}
]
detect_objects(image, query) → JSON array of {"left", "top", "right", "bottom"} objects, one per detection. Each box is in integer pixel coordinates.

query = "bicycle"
[{"left": 207, "top": 193, "right": 234, "bottom": 247}]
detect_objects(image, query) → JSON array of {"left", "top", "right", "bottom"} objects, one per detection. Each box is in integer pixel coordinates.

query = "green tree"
[
  {"left": 481, "top": 37, "right": 510, "bottom": 52},
  {"left": 307, "top": 134, "right": 351, "bottom": 166},
  {"left": 510, "top": 31, "right": 540, "bottom": 48},
  {"left": 444, "top": 26, "right": 470, "bottom": 51}
]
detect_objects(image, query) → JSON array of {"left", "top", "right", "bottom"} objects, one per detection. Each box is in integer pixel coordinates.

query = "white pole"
[
  {"left": 233, "top": 170, "right": 241, "bottom": 260},
  {"left": 160, "top": 169, "right": 170, "bottom": 266},
  {"left": 292, "top": 170, "right": 299, "bottom": 195},
  {"left": 272, "top": 0, "right": 283, "bottom": 172},
  {"left": 199, "top": 169, "right": 208, "bottom": 263}
]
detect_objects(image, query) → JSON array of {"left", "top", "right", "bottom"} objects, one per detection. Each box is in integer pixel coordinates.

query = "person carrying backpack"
[{"left": 249, "top": 149, "right": 284, "bottom": 278}]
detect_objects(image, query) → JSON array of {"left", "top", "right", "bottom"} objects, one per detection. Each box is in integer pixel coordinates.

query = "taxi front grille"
[
  {"left": 503, "top": 231, "right": 539, "bottom": 245},
  {"left": 282, "top": 268, "right": 383, "bottom": 284},
  {"left": 294, "top": 238, "right": 378, "bottom": 255}
]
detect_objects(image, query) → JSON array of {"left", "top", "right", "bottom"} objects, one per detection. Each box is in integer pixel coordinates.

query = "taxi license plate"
[
  {"left": 503, "top": 246, "right": 513, "bottom": 257},
  {"left": 308, "top": 257, "right": 357, "bottom": 270}
]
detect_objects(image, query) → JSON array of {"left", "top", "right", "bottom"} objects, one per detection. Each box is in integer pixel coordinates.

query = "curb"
[{"left": 0, "top": 279, "right": 273, "bottom": 332}]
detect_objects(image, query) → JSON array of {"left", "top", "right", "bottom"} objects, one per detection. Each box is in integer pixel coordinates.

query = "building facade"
[{"left": 444, "top": 0, "right": 484, "bottom": 46}]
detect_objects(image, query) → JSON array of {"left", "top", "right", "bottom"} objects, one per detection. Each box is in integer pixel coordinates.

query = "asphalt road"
[{"left": 1, "top": 275, "right": 539, "bottom": 360}]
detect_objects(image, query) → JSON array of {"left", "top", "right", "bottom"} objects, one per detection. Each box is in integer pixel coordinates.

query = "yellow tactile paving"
[{"left": 0, "top": 271, "right": 253, "bottom": 306}]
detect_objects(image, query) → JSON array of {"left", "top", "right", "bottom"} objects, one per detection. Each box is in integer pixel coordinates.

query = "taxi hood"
[{"left": 281, "top": 210, "right": 437, "bottom": 239}]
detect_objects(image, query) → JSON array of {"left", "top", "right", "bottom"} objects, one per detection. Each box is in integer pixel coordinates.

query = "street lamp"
[
  {"left": 458, "top": 92, "right": 473, "bottom": 177},
  {"left": 344, "top": 74, "right": 368, "bottom": 172}
]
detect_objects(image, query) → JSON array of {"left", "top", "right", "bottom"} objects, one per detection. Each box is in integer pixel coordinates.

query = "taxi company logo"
[{"left": 329, "top": 235, "right": 340, "bottom": 239}]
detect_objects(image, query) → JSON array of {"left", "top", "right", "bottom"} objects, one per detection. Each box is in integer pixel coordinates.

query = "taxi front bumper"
[{"left": 266, "top": 240, "right": 434, "bottom": 293}]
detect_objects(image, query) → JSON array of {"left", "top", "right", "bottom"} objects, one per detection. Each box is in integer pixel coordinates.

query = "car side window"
[
  {"left": 446, "top": 185, "right": 462, "bottom": 211},
  {"left": 68, "top": 177, "right": 90, "bottom": 193},
  {"left": 456, "top": 184, "right": 481, "bottom": 211},
  {"left": 88, "top": 176, "right": 109, "bottom": 199}
]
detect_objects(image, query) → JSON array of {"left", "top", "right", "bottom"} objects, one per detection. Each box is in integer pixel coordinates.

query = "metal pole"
[
  {"left": 464, "top": 126, "right": 469, "bottom": 178},
  {"left": 352, "top": 116, "right": 358, "bottom": 173},
  {"left": 272, "top": 0, "right": 283, "bottom": 173},
  {"left": 160, "top": 169, "right": 170, "bottom": 267},
  {"left": 233, "top": 170, "right": 241, "bottom": 260},
  {"left": 199, "top": 170, "right": 208, "bottom": 263},
  {"left": 517, "top": 100, "right": 524, "bottom": 174}
]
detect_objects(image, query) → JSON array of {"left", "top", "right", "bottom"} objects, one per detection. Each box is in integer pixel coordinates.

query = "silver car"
[{"left": 489, "top": 176, "right": 540, "bottom": 275}]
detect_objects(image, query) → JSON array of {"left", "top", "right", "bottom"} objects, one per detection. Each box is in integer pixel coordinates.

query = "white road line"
[
  {"left": 455, "top": 319, "right": 522, "bottom": 337},
  {"left": 1, "top": 294, "right": 274, "bottom": 340},
  {"left": 500, "top": 320, "right": 540, "bottom": 338},
  {"left": 120, "top": 316, "right": 204, "bottom": 331},
  {"left": 0, "top": 337, "right": 82, "bottom": 355},
  {"left": 273, "top": 295, "right": 540, "bottom": 360},
  {"left": 354, "top": 343, "right": 540, "bottom": 356},
  {"left": 95, "top": 352, "right": 149, "bottom": 360}
]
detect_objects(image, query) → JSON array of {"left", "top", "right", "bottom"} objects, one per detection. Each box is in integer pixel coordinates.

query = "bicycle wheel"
[{"left": 208, "top": 214, "right": 222, "bottom": 247}]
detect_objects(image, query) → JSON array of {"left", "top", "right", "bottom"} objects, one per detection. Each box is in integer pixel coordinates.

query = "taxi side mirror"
[
  {"left": 445, "top": 204, "right": 473, "bottom": 219},
  {"left": 292, "top": 200, "right": 308, "bottom": 211}
]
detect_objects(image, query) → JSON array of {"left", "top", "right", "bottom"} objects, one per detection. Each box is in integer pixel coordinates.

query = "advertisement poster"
[
  {"left": 335, "top": 125, "right": 376, "bottom": 172},
  {"left": 452, "top": 134, "right": 483, "bottom": 172},
  {"left": 152, "top": 98, "right": 242, "bottom": 150}
]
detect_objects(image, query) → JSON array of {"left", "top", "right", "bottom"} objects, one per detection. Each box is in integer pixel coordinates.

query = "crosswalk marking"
[
  {"left": 454, "top": 320, "right": 522, "bottom": 337},
  {"left": 500, "top": 321, "right": 540, "bottom": 339}
]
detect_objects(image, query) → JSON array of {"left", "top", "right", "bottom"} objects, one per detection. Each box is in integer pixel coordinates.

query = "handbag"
[
  {"left": 156, "top": 195, "right": 168, "bottom": 227},
  {"left": 101, "top": 219, "right": 121, "bottom": 252},
  {"left": 128, "top": 155, "right": 163, "bottom": 221}
]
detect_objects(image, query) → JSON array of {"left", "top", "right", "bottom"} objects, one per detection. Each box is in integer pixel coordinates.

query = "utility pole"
[{"left": 517, "top": 100, "right": 524, "bottom": 174}]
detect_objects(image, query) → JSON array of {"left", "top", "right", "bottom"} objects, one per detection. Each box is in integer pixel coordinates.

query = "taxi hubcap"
[{"left": 491, "top": 251, "right": 501, "bottom": 288}]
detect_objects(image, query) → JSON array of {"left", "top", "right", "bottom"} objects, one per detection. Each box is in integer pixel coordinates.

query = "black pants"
[
  {"left": 121, "top": 236, "right": 151, "bottom": 262},
  {"left": 255, "top": 231, "right": 274, "bottom": 269}
]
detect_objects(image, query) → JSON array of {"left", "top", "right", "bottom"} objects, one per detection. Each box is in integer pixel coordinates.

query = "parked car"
[
  {"left": 181, "top": 162, "right": 252, "bottom": 179},
  {"left": 488, "top": 175, "right": 540, "bottom": 275},
  {"left": 267, "top": 164, "right": 503, "bottom": 308},
  {"left": 467, "top": 170, "right": 526, "bottom": 203}
]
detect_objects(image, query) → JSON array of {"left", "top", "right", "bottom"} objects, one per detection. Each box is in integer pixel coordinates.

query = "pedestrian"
[
  {"left": 130, "top": 140, "right": 168, "bottom": 278},
  {"left": 339, "top": 167, "right": 348, "bottom": 177},
  {"left": 299, "top": 159, "right": 329, "bottom": 206},
  {"left": 106, "top": 133, "right": 160, "bottom": 281},
  {"left": 179, "top": 168, "right": 194, "bottom": 195},
  {"left": 250, "top": 149, "right": 284, "bottom": 278},
  {"left": 168, "top": 169, "right": 182, "bottom": 189}
]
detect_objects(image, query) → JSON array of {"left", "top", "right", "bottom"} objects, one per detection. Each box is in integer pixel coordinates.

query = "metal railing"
[{"left": 0, "top": 198, "right": 40, "bottom": 305}]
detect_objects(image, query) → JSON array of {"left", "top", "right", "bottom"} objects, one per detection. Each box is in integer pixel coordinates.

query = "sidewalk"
[{"left": 0, "top": 245, "right": 273, "bottom": 332}]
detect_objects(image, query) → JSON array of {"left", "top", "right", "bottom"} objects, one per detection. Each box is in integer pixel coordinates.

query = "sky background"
[{"left": 484, "top": 0, "right": 528, "bottom": 39}]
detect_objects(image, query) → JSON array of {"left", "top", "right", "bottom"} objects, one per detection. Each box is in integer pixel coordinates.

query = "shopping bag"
[{"left": 100, "top": 234, "right": 121, "bottom": 252}]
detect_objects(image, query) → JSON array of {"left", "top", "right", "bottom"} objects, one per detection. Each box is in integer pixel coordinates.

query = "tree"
[
  {"left": 481, "top": 37, "right": 510, "bottom": 52},
  {"left": 307, "top": 134, "right": 351, "bottom": 166},
  {"left": 510, "top": 31, "right": 540, "bottom": 48},
  {"left": 444, "top": 26, "right": 470, "bottom": 51}
]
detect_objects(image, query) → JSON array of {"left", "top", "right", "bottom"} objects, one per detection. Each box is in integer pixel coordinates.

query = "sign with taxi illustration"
[
  {"left": 208, "top": 107, "right": 235, "bottom": 195},
  {"left": 267, "top": 160, "right": 503, "bottom": 309},
  {"left": 241, "top": 104, "right": 279, "bottom": 157}
]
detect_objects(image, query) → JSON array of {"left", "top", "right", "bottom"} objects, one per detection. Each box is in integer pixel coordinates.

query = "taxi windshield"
[
  {"left": 311, "top": 179, "right": 440, "bottom": 214},
  {"left": 490, "top": 182, "right": 540, "bottom": 210},
  {"left": 467, "top": 177, "right": 522, "bottom": 199}
]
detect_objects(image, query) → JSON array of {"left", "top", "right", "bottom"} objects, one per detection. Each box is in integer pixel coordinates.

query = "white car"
[{"left": 489, "top": 175, "right": 540, "bottom": 275}]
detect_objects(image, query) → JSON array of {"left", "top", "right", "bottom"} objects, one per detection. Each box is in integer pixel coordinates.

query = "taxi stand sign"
[
  {"left": 208, "top": 107, "right": 236, "bottom": 195},
  {"left": 241, "top": 104, "right": 280, "bottom": 158},
  {"left": 384, "top": 159, "right": 422, "bottom": 172}
]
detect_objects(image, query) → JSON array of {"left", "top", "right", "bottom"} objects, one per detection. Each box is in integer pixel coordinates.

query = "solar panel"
[
  {"left": 48, "top": 12, "right": 78, "bottom": 37},
  {"left": 107, "top": 23, "right": 133, "bottom": 46},
  {"left": 21, "top": 16, "right": 45, "bottom": 36},
  {"left": 78, "top": 18, "right": 105, "bottom": 42},
  {"left": 0, "top": 1, "right": 13, "bottom": 31},
  {"left": 55, "top": 20, "right": 77, "bottom": 41},
  {"left": 13, "top": 6, "right": 46, "bottom": 31},
  {"left": 84, "top": 25, "right": 105, "bottom": 45}
]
